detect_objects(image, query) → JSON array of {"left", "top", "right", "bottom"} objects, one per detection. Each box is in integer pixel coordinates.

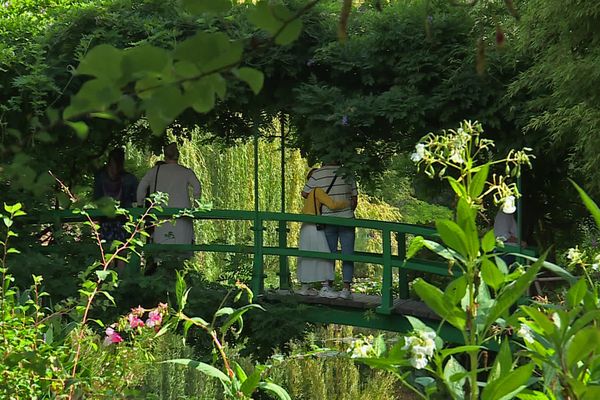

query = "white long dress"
[
  {"left": 298, "top": 223, "right": 335, "bottom": 283},
  {"left": 136, "top": 163, "right": 201, "bottom": 245},
  {"left": 297, "top": 188, "right": 348, "bottom": 283}
]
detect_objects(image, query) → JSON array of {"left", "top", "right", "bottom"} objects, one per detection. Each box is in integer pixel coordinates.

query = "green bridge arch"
[{"left": 40, "top": 208, "right": 536, "bottom": 344}]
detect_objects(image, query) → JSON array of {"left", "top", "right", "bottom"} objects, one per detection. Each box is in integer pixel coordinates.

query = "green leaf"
[
  {"left": 174, "top": 32, "right": 242, "bottom": 72},
  {"left": 77, "top": 44, "right": 123, "bottom": 80},
  {"left": 566, "top": 326, "right": 600, "bottom": 369},
  {"left": 516, "top": 254, "right": 576, "bottom": 285},
  {"left": 566, "top": 278, "right": 588, "bottom": 308},
  {"left": 521, "top": 306, "right": 556, "bottom": 337},
  {"left": 6, "top": 248, "right": 20, "bottom": 254},
  {"left": 436, "top": 219, "right": 469, "bottom": 257},
  {"left": 240, "top": 365, "right": 265, "bottom": 396},
  {"left": 447, "top": 176, "right": 468, "bottom": 199},
  {"left": 481, "top": 258, "right": 504, "bottom": 291},
  {"left": 488, "top": 339, "right": 512, "bottom": 383},
  {"left": 65, "top": 78, "right": 121, "bottom": 119},
  {"left": 257, "top": 381, "right": 292, "bottom": 400},
  {"left": 275, "top": 18, "right": 302, "bottom": 45},
  {"left": 405, "top": 315, "right": 428, "bottom": 331},
  {"left": 481, "top": 364, "right": 533, "bottom": 400},
  {"left": 122, "top": 45, "right": 170, "bottom": 78},
  {"left": 469, "top": 163, "right": 489, "bottom": 198},
  {"left": 233, "top": 361, "right": 248, "bottom": 382},
  {"left": 443, "top": 356, "right": 467, "bottom": 400},
  {"left": 571, "top": 180, "right": 600, "bottom": 228},
  {"left": 484, "top": 252, "right": 545, "bottom": 329},
  {"left": 143, "top": 85, "right": 188, "bottom": 134},
  {"left": 440, "top": 345, "right": 481, "bottom": 361},
  {"left": 166, "top": 359, "right": 231, "bottom": 385},
  {"left": 65, "top": 121, "right": 89, "bottom": 139},
  {"left": 181, "top": 0, "right": 231, "bottom": 14},
  {"left": 456, "top": 198, "right": 478, "bottom": 258},
  {"left": 184, "top": 79, "right": 215, "bottom": 113},
  {"left": 413, "top": 278, "right": 466, "bottom": 330},
  {"left": 235, "top": 67, "right": 264, "bottom": 94},
  {"left": 481, "top": 229, "right": 496, "bottom": 253},
  {"left": 215, "top": 307, "right": 234, "bottom": 317},
  {"left": 220, "top": 304, "right": 265, "bottom": 334},
  {"left": 248, "top": 1, "right": 283, "bottom": 34},
  {"left": 582, "top": 386, "right": 600, "bottom": 400},
  {"left": 174, "top": 61, "right": 200, "bottom": 79},
  {"left": 423, "top": 239, "right": 466, "bottom": 264},
  {"left": 4, "top": 203, "right": 21, "bottom": 213},
  {"left": 443, "top": 276, "right": 467, "bottom": 305},
  {"left": 406, "top": 236, "right": 425, "bottom": 260},
  {"left": 95, "top": 270, "right": 110, "bottom": 281},
  {"left": 175, "top": 271, "right": 187, "bottom": 311}
]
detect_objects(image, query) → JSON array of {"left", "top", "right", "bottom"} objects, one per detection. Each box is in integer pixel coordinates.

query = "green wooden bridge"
[{"left": 43, "top": 207, "right": 536, "bottom": 344}]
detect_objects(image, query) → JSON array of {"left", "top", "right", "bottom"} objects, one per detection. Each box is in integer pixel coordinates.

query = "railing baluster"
[
  {"left": 377, "top": 228, "right": 393, "bottom": 315},
  {"left": 251, "top": 214, "right": 264, "bottom": 296},
  {"left": 278, "top": 220, "right": 289, "bottom": 290},
  {"left": 397, "top": 232, "right": 409, "bottom": 299}
]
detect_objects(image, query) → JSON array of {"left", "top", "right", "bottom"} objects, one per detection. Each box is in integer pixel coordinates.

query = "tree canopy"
[{"left": 1, "top": 0, "right": 600, "bottom": 248}]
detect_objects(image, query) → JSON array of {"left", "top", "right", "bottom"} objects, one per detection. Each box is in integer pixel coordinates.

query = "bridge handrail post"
[
  {"left": 277, "top": 219, "right": 290, "bottom": 290},
  {"left": 397, "top": 232, "right": 409, "bottom": 299},
  {"left": 251, "top": 213, "right": 264, "bottom": 296},
  {"left": 376, "top": 227, "right": 393, "bottom": 315}
]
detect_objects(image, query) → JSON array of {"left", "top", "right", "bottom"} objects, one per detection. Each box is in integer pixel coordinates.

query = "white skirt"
[
  {"left": 297, "top": 223, "right": 335, "bottom": 283},
  {"left": 153, "top": 217, "right": 194, "bottom": 245}
]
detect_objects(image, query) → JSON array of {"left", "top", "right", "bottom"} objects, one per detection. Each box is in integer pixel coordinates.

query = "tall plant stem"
[{"left": 466, "top": 263, "right": 479, "bottom": 400}]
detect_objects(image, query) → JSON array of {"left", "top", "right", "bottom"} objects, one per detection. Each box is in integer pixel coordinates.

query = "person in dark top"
[{"left": 93, "top": 148, "right": 138, "bottom": 268}]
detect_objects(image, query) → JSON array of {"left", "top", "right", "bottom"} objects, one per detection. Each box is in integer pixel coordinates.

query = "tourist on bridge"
[
  {"left": 136, "top": 143, "right": 201, "bottom": 250},
  {"left": 297, "top": 168, "right": 350, "bottom": 298},
  {"left": 302, "top": 162, "right": 358, "bottom": 299},
  {"left": 93, "top": 147, "right": 138, "bottom": 269}
]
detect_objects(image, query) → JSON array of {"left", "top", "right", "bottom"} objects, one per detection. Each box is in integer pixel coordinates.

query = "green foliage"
[
  {"left": 268, "top": 326, "right": 412, "bottom": 400},
  {"left": 510, "top": 1, "right": 600, "bottom": 194},
  {"left": 172, "top": 273, "right": 291, "bottom": 399},
  {"left": 355, "top": 123, "right": 574, "bottom": 399}
]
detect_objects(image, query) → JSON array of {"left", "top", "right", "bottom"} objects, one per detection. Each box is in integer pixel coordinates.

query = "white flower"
[
  {"left": 402, "top": 335, "right": 416, "bottom": 350},
  {"left": 410, "top": 143, "right": 426, "bottom": 162},
  {"left": 502, "top": 195, "right": 516, "bottom": 214},
  {"left": 566, "top": 247, "right": 583, "bottom": 264},
  {"left": 449, "top": 149, "right": 464, "bottom": 164},
  {"left": 410, "top": 353, "right": 429, "bottom": 369},
  {"left": 552, "top": 313, "right": 561, "bottom": 328},
  {"left": 592, "top": 263, "right": 599, "bottom": 272},
  {"left": 517, "top": 324, "right": 534, "bottom": 344}
]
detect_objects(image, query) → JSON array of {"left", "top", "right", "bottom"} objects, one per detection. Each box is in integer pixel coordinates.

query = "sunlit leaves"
[
  {"left": 413, "top": 278, "right": 466, "bottom": 330},
  {"left": 65, "top": 121, "right": 89, "bottom": 139},
  {"left": 234, "top": 67, "right": 264, "bottom": 95},
  {"left": 248, "top": 1, "right": 302, "bottom": 45},
  {"left": 174, "top": 32, "right": 242, "bottom": 72},
  {"left": 122, "top": 45, "right": 171, "bottom": 78},
  {"left": 77, "top": 44, "right": 123, "bottom": 80}
]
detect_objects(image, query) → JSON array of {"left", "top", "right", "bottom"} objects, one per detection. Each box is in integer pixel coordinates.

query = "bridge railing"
[{"left": 40, "top": 208, "right": 536, "bottom": 315}]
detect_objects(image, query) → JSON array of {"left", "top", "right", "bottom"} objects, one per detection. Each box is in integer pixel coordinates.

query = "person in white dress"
[
  {"left": 136, "top": 143, "right": 201, "bottom": 248},
  {"left": 297, "top": 169, "right": 349, "bottom": 297}
]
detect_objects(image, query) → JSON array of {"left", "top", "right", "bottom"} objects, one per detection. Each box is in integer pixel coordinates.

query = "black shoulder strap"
[
  {"left": 153, "top": 164, "right": 162, "bottom": 193},
  {"left": 325, "top": 175, "right": 338, "bottom": 194},
  {"left": 312, "top": 189, "right": 318, "bottom": 215},
  {"left": 319, "top": 174, "right": 338, "bottom": 216}
]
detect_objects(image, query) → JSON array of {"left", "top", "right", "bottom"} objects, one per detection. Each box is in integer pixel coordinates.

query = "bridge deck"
[{"left": 266, "top": 292, "right": 439, "bottom": 321}]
